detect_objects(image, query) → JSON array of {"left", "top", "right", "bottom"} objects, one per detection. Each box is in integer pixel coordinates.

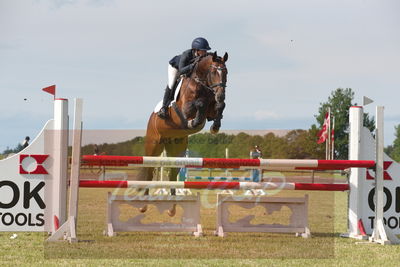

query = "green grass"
[{"left": 1, "top": 188, "right": 400, "bottom": 266}]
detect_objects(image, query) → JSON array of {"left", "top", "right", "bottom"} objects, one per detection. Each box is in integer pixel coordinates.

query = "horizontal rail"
[
  {"left": 79, "top": 180, "right": 349, "bottom": 191},
  {"left": 81, "top": 155, "right": 375, "bottom": 171}
]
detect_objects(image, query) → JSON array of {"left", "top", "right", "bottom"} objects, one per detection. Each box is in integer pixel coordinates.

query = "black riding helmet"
[{"left": 191, "top": 37, "right": 211, "bottom": 51}]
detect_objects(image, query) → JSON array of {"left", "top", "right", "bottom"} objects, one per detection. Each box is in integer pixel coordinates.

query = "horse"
[{"left": 137, "top": 51, "right": 228, "bottom": 215}]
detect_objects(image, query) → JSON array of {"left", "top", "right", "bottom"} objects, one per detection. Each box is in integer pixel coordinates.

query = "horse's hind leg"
[
  {"left": 142, "top": 130, "right": 165, "bottom": 184},
  {"left": 138, "top": 130, "right": 164, "bottom": 212},
  {"left": 165, "top": 136, "right": 188, "bottom": 217},
  {"left": 137, "top": 166, "right": 156, "bottom": 212},
  {"left": 165, "top": 136, "right": 188, "bottom": 183}
]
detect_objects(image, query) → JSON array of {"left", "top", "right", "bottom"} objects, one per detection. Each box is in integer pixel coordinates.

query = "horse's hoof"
[
  {"left": 210, "top": 124, "right": 220, "bottom": 134},
  {"left": 167, "top": 204, "right": 176, "bottom": 217},
  {"left": 167, "top": 210, "right": 176, "bottom": 217},
  {"left": 170, "top": 188, "right": 176, "bottom": 196},
  {"left": 139, "top": 205, "right": 148, "bottom": 213},
  {"left": 188, "top": 120, "right": 195, "bottom": 129},
  {"left": 210, "top": 120, "right": 221, "bottom": 134}
]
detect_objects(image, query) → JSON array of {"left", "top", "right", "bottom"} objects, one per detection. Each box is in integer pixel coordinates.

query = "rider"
[{"left": 157, "top": 37, "right": 212, "bottom": 119}]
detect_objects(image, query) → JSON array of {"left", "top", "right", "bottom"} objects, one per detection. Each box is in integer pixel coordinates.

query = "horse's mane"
[
  {"left": 195, "top": 52, "right": 224, "bottom": 67},
  {"left": 196, "top": 52, "right": 212, "bottom": 62},
  {"left": 188, "top": 52, "right": 226, "bottom": 82}
]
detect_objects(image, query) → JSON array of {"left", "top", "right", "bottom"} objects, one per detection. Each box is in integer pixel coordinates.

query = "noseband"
[
  {"left": 208, "top": 65, "right": 227, "bottom": 89},
  {"left": 193, "top": 62, "right": 227, "bottom": 94}
]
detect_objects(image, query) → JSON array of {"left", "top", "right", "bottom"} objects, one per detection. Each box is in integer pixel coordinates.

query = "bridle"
[
  {"left": 207, "top": 64, "right": 227, "bottom": 90},
  {"left": 192, "top": 57, "right": 227, "bottom": 94}
]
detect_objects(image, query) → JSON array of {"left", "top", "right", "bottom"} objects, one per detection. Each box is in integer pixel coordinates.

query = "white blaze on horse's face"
[
  {"left": 214, "top": 67, "right": 226, "bottom": 103},
  {"left": 217, "top": 68, "right": 222, "bottom": 78},
  {"left": 214, "top": 67, "right": 227, "bottom": 102}
]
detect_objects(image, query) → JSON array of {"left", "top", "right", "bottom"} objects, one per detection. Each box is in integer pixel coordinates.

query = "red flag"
[
  {"left": 317, "top": 130, "right": 328, "bottom": 144},
  {"left": 317, "top": 112, "right": 330, "bottom": 144},
  {"left": 358, "top": 219, "right": 367, "bottom": 236},
  {"left": 42, "top": 85, "right": 56, "bottom": 97}
]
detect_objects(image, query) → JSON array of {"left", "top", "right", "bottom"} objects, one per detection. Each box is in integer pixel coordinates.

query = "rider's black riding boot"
[{"left": 157, "top": 86, "right": 172, "bottom": 119}]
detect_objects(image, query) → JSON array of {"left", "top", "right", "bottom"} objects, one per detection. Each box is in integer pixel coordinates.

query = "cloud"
[
  {"left": 34, "top": 0, "right": 114, "bottom": 9},
  {"left": 0, "top": 42, "right": 20, "bottom": 50}
]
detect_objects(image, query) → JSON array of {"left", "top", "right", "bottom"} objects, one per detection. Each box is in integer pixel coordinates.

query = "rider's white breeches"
[{"left": 167, "top": 64, "right": 179, "bottom": 89}]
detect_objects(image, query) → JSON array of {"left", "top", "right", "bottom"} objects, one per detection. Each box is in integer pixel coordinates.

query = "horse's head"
[
  {"left": 194, "top": 51, "right": 228, "bottom": 103},
  {"left": 208, "top": 52, "right": 228, "bottom": 103}
]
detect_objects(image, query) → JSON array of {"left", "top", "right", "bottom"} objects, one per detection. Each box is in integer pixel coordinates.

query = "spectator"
[
  {"left": 250, "top": 145, "right": 262, "bottom": 159},
  {"left": 22, "top": 136, "right": 30, "bottom": 149},
  {"left": 250, "top": 145, "right": 262, "bottom": 182}
]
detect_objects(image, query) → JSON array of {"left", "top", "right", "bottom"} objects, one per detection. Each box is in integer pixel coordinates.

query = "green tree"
[
  {"left": 260, "top": 133, "right": 286, "bottom": 158},
  {"left": 1, "top": 143, "right": 24, "bottom": 155},
  {"left": 284, "top": 128, "right": 325, "bottom": 159},
  {"left": 188, "top": 133, "right": 235, "bottom": 158},
  {"left": 315, "top": 88, "right": 374, "bottom": 159},
  {"left": 385, "top": 145, "right": 394, "bottom": 156},
  {"left": 227, "top": 132, "right": 253, "bottom": 158},
  {"left": 390, "top": 124, "right": 400, "bottom": 162}
]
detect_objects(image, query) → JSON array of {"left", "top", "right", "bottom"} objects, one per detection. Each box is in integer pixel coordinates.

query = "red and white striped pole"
[
  {"left": 79, "top": 180, "right": 349, "bottom": 191},
  {"left": 81, "top": 155, "right": 375, "bottom": 171}
]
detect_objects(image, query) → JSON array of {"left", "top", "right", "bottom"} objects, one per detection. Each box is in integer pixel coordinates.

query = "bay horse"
[{"left": 137, "top": 51, "right": 228, "bottom": 215}]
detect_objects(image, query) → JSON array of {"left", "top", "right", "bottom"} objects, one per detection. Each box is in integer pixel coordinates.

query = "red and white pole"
[
  {"left": 81, "top": 155, "right": 374, "bottom": 171},
  {"left": 79, "top": 180, "right": 349, "bottom": 191}
]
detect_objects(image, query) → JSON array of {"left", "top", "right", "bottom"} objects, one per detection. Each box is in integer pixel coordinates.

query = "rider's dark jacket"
[{"left": 169, "top": 49, "right": 196, "bottom": 75}]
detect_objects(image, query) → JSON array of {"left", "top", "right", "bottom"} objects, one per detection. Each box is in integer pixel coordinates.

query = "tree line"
[{"left": 80, "top": 129, "right": 325, "bottom": 159}]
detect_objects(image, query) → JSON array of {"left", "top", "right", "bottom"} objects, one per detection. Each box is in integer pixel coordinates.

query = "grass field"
[{"left": 1, "top": 185, "right": 400, "bottom": 267}]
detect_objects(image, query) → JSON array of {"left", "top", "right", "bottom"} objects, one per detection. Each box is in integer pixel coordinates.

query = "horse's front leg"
[
  {"left": 188, "top": 98, "right": 208, "bottom": 129},
  {"left": 210, "top": 101, "right": 225, "bottom": 134}
]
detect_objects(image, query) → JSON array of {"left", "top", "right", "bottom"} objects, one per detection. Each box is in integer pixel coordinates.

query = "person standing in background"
[
  {"left": 250, "top": 145, "right": 262, "bottom": 182},
  {"left": 22, "top": 136, "right": 30, "bottom": 149}
]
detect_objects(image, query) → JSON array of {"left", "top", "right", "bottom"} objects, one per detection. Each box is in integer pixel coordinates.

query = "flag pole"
[
  {"left": 325, "top": 135, "right": 328, "bottom": 159},
  {"left": 326, "top": 108, "right": 331, "bottom": 159},
  {"left": 331, "top": 116, "right": 335, "bottom": 159},
  {"left": 325, "top": 108, "right": 328, "bottom": 160}
]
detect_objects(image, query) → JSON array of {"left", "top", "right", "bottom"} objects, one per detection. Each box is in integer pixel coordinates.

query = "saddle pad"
[{"left": 154, "top": 79, "right": 183, "bottom": 113}]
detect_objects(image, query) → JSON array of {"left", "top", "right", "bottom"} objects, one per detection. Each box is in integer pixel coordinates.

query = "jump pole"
[
  {"left": 79, "top": 180, "right": 350, "bottom": 191},
  {"left": 81, "top": 155, "right": 374, "bottom": 171}
]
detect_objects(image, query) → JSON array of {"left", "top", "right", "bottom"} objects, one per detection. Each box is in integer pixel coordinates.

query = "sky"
[{"left": 0, "top": 0, "right": 399, "bottom": 152}]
